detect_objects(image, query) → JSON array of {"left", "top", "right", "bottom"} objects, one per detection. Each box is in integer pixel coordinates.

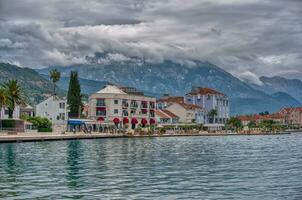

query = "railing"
[{"left": 96, "top": 103, "right": 106, "bottom": 107}]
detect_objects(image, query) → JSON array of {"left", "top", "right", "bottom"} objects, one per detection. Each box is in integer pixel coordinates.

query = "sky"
[{"left": 0, "top": 0, "right": 301, "bottom": 84}]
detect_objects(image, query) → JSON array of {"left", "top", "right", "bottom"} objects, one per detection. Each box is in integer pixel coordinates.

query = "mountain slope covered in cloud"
[
  {"left": 250, "top": 76, "right": 302, "bottom": 101},
  {"left": 37, "top": 53, "right": 301, "bottom": 115}
]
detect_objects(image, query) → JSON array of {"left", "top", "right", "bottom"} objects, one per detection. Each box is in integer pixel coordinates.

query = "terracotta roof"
[
  {"left": 157, "top": 96, "right": 184, "bottom": 104},
  {"left": 161, "top": 109, "right": 179, "bottom": 119},
  {"left": 187, "top": 87, "right": 224, "bottom": 96},
  {"left": 178, "top": 102, "right": 202, "bottom": 110},
  {"left": 238, "top": 113, "right": 283, "bottom": 121},
  {"left": 155, "top": 110, "right": 170, "bottom": 119}
]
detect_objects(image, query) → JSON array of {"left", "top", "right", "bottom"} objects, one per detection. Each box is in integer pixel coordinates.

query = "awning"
[
  {"left": 131, "top": 118, "right": 138, "bottom": 124},
  {"left": 98, "top": 117, "right": 105, "bottom": 122},
  {"left": 150, "top": 118, "right": 156, "bottom": 124},
  {"left": 123, "top": 117, "right": 129, "bottom": 124},
  {"left": 96, "top": 107, "right": 106, "bottom": 110},
  {"left": 141, "top": 118, "right": 148, "bottom": 125},
  {"left": 68, "top": 120, "right": 85, "bottom": 125},
  {"left": 113, "top": 118, "right": 120, "bottom": 124}
]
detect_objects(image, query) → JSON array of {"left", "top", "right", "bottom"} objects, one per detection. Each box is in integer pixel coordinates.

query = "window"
[
  {"left": 114, "top": 99, "right": 119, "bottom": 104},
  {"left": 96, "top": 110, "right": 106, "bottom": 116},
  {"left": 59, "top": 102, "right": 65, "bottom": 109},
  {"left": 114, "top": 109, "right": 119, "bottom": 114},
  {"left": 96, "top": 99, "right": 105, "bottom": 106},
  {"left": 123, "top": 110, "right": 128, "bottom": 116},
  {"left": 59, "top": 113, "right": 65, "bottom": 120},
  {"left": 4, "top": 109, "right": 9, "bottom": 115}
]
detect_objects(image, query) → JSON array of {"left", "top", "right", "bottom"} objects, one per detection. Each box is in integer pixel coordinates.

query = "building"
[
  {"left": 279, "top": 107, "right": 302, "bottom": 127},
  {"left": 238, "top": 113, "right": 283, "bottom": 126},
  {"left": 165, "top": 102, "right": 206, "bottom": 124},
  {"left": 88, "top": 84, "right": 156, "bottom": 129},
  {"left": 184, "top": 87, "right": 229, "bottom": 124},
  {"left": 0, "top": 104, "right": 34, "bottom": 119},
  {"left": 35, "top": 96, "right": 69, "bottom": 124},
  {"left": 155, "top": 109, "right": 179, "bottom": 124},
  {"left": 156, "top": 95, "right": 184, "bottom": 109}
]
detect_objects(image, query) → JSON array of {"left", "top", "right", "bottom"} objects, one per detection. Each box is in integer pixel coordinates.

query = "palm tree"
[
  {"left": 49, "top": 69, "right": 61, "bottom": 95},
  {"left": 208, "top": 109, "right": 218, "bottom": 123},
  {"left": 4, "top": 79, "right": 25, "bottom": 119},
  {"left": 0, "top": 87, "right": 8, "bottom": 119}
]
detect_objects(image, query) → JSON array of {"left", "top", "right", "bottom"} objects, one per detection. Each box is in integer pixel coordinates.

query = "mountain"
[
  {"left": 41, "top": 74, "right": 109, "bottom": 95},
  {"left": 0, "top": 63, "right": 64, "bottom": 104},
  {"left": 37, "top": 52, "right": 301, "bottom": 115},
  {"left": 251, "top": 76, "right": 302, "bottom": 101}
]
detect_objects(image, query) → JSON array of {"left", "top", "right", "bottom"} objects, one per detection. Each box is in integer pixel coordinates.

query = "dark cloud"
[{"left": 0, "top": 0, "right": 301, "bottom": 82}]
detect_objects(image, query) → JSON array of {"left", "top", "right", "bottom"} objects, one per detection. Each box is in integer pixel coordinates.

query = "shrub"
[
  {"left": 1, "top": 119, "right": 16, "bottom": 128},
  {"left": 25, "top": 116, "right": 52, "bottom": 132}
]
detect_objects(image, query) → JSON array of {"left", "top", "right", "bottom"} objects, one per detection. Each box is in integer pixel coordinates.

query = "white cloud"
[{"left": 0, "top": 0, "right": 301, "bottom": 79}]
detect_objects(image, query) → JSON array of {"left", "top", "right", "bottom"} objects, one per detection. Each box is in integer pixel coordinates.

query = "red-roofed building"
[
  {"left": 165, "top": 102, "right": 206, "bottom": 124},
  {"left": 279, "top": 107, "right": 302, "bottom": 126},
  {"left": 155, "top": 109, "right": 179, "bottom": 124},
  {"left": 184, "top": 86, "right": 229, "bottom": 124},
  {"left": 156, "top": 95, "right": 184, "bottom": 109}
]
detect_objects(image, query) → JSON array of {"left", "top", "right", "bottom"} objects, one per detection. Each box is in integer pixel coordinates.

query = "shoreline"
[{"left": 0, "top": 131, "right": 292, "bottom": 143}]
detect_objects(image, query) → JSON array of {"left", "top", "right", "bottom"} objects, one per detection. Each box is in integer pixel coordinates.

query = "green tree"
[
  {"left": 67, "top": 71, "right": 82, "bottom": 118},
  {"left": 226, "top": 117, "right": 243, "bottom": 131},
  {"left": 0, "top": 87, "right": 8, "bottom": 118},
  {"left": 4, "top": 80, "right": 25, "bottom": 118},
  {"left": 49, "top": 69, "right": 61, "bottom": 95},
  {"left": 247, "top": 121, "right": 257, "bottom": 129},
  {"left": 208, "top": 109, "right": 218, "bottom": 123}
]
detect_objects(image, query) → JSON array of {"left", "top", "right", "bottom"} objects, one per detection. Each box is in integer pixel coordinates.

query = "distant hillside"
[
  {"left": 0, "top": 63, "right": 64, "bottom": 104},
  {"left": 37, "top": 52, "right": 302, "bottom": 115},
  {"left": 41, "top": 74, "right": 109, "bottom": 95},
  {"left": 251, "top": 76, "right": 302, "bottom": 101}
]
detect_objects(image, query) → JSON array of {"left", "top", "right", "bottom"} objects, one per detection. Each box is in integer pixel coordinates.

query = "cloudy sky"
[{"left": 0, "top": 0, "right": 301, "bottom": 83}]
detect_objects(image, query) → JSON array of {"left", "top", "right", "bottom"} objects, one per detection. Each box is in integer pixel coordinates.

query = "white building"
[
  {"left": 0, "top": 104, "right": 34, "bottom": 119},
  {"left": 88, "top": 84, "right": 156, "bottom": 129},
  {"left": 35, "top": 96, "right": 69, "bottom": 124},
  {"left": 184, "top": 87, "right": 230, "bottom": 124}
]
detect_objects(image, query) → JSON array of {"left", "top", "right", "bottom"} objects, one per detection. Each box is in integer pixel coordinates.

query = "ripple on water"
[{"left": 0, "top": 135, "right": 302, "bottom": 199}]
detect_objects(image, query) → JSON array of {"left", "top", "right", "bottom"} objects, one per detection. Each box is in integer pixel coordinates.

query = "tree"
[
  {"left": 49, "top": 69, "right": 61, "bottom": 95},
  {"left": 208, "top": 109, "right": 218, "bottom": 123},
  {"left": 0, "top": 87, "right": 8, "bottom": 118},
  {"left": 226, "top": 117, "right": 243, "bottom": 131},
  {"left": 4, "top": 80, "right": 25, "bottom": 118},
  {"left": 67, "top": 71, "right": 82, "bottom": 118},
  {"left": 247, "top": 121, "right": 257, "bottom": 129}
]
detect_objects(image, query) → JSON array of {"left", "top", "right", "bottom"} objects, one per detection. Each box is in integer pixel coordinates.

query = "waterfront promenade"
[{"left": 0, "top": 131, "right": 290, "bottom": 143}]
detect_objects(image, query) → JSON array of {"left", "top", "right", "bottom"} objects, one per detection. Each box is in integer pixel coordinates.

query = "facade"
[
  {"left": 238, "top": 113, "right": 283, "bottom": 126},
  {"left": 165, "top": 102, "right": 206, "bottom": 124},
  {"left": 279, "top": 107, "right": 302, "bottom": 127},
  {"left": 155, "top": 109, "right": 179, "bottom": 124},
  {"left": 184, "top": 87, "right": 229, "bottom": 124},
  {"left": 0, "top": 104, "right": 34, "bottom": 119},
  {"left": 156, "top": 95, "right": 184, "bottom": 109},
  {"left": 35, "top": 96, "right": 69, "bottom": 124},
  {"left": 88, "top": 85, "right": 156, "bottom": 129}
]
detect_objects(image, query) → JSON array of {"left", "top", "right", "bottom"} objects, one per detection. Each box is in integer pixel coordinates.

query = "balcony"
[
  {"left": 96, "top": 103, "right": 106, "bottom": 107},
  {"left": 122, "top": 103, "right": 129, "bottom": 108}
]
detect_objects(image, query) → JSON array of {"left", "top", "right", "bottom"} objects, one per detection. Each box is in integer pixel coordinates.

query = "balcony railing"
[{"left": 96, "top": 103, "right": 106, "bottom": 107}]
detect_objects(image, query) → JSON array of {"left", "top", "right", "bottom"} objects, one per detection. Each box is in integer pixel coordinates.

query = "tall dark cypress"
[{"left": 67, "top": 71, "right": 82, "bottom": 118}]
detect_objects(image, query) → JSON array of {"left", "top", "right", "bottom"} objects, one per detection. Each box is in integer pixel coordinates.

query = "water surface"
[{"left": 1, "top": 134, "right": 302, "bottom": 199}]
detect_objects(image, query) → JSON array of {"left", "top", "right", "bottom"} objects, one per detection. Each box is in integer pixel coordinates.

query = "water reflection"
[
  {"left": 0, "top": 135, "right": 302, "bottom": 199},
  {"left": 66, "top": 140, "right": 82, "bottom": 188}
]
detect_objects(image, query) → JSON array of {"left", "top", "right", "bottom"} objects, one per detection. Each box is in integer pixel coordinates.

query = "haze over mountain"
[
  {"left": 38, "top": 53, "right": 301, "bottom": 115},
  {"left": 251, "top": 76, "right": 302, "bottom": 102}
]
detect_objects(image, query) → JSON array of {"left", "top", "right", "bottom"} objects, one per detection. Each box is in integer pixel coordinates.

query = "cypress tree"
[{"left": 67, "top": 71, "right": 82, "bottom": 118}]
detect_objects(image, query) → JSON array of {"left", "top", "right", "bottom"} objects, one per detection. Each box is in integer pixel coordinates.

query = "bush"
[
  {"left": 24, "top": 116, "right": 52, "bottom": 132},
  {"left": 38, "top": 127, "right": 53, "bottom": 132},
  {"left": 1, "top": 119, "right": 16, "bottom": 128}
]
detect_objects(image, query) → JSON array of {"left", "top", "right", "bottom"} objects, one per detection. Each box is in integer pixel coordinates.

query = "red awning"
[
  {"left": 131, "top": 118, "right": 138, "bottom": 124},
  {"left": 123, "top": 117, "right": 129, "bottom": 124},
  {"left": 98, "top": 117, "right": 104, "bottom": 121},
  {"left": 150, "top": 118, "right": 156, "bottom": 124},
  {"left": 141, "top": 118, "right": 148, "bottom": 125},
  {"left": 113, "top": 118, "right": 120, "bottom": 124},
  {"left": 96, "top": 107, "right": 106, "bottom": 111}
]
